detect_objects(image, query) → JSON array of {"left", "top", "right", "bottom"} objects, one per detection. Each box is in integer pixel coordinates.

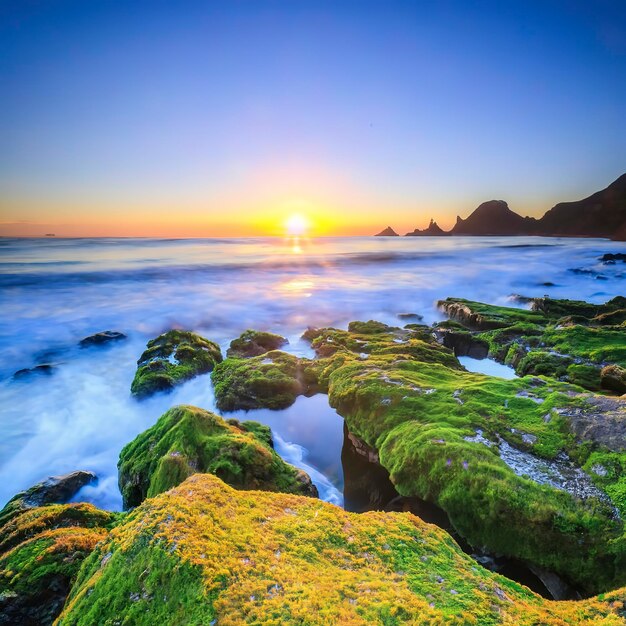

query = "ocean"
[{"left": 1, "top": 235, "right": 624, "bottom": 510}]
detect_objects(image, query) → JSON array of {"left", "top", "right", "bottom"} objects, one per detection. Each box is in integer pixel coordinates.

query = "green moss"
[
  {"left": 300, "top": 319, "right": 626, "bottom": 594},
  {"left": 540, "top": 325, "right": 626, "bottom": 367},
  {"left": 56, "top": 474, "right": 626, "bottom": 625},
  {"left": 227, "top": 329, "right": 288, "bottom": 358},
  {"left": 306, "top": 324, "right": 460, "bottom": 368},
  {"left": 212, "top": 350, "right": 322, "bottom": 411},
  {"left": 0, "top": 503, "right": 113, "bottom": 626},
  {"left": 439, "top": 297, "right": 626, "bottom": 393},
  {"left": 58, "top": 533, "right": 209, "bottom": 626},
  {"left": 566, "top": 364, "right": 603, "bottom": 391},
  {"left": 437, "top": 297, "right": 548, "bottom": 329},
  {"left": 516, "top": 351, "right": 573, "bottom": 378},
  {"left": 131, "top": 330, "right": 222, "bottom": 399},
  {"left": 0, "top": 503, "right": 115, "bottom": 554},
  {"left": 532, "top": 296, "right": 626, "bottom": 320},
  {"left": 118, "top": 405, "right": 316, "bottom": 509}
]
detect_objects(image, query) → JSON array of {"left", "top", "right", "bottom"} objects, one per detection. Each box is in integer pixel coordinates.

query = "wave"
[{"left": 0, "top": 251, "right": 458, "bottom": 288}]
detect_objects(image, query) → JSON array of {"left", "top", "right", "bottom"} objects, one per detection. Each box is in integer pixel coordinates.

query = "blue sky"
[{"left": 1, "top": 0, "right": 625, "bottom": 235}]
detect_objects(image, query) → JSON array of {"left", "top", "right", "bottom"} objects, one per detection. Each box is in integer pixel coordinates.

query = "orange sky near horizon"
[{"left": 0, "top": 191, "right": 565, "bottom": 238}]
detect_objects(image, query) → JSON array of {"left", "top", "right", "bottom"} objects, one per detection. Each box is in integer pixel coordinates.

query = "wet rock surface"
[
  {"left": 560, "top": 395, "right": 626, "bottom": 453},
  {"left": 0, "top": 470, "right": 97, "bottom": 526},
  {"left": 465, "top": 429, "right": 618, "bottom": 515},
  {"left": 79, "top": 330, "right": 127, "bottom": 347},
  {"left": 12, "top": 363, "right": 56, "bottom": 380}
]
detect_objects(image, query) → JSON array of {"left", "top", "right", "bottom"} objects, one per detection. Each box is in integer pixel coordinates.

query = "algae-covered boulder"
[
  {"left": 0, "top": 470, "right": 96, "bottom": 527},
  {"left": 212, "top": 350, "right": 322, "bottom": 411},
  {"left": 0, "top": 502, "right": 114, "bottom": 626},
  {"left": 437, "top": 296, "right": 626, "bottom": 393},
  {"left": 118, "top": 405, "right": 317, "bottom": 509},
  {"left": 227, "top": 329, "right": 288, "bottom": 358},
  {"left": 131, "top": 330, "right": 222, "bottom": 398},
  {"left": 56, "top": 474, "right": 626, "bottom": 625},
  {"left": 303, "top": 319, "right": 626, "bottom": 594}
]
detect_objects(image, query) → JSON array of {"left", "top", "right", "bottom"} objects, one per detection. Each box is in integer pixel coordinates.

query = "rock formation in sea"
[
  {"left": 374, "top": 226, "right": 399, "bottom": 236},
  {"left": 378, "top": 172, "right": 626, "bottom": 239},
  {"left": 405, "top": 218, "right": 449, "bottom": 236},
  {"left": 131, "top": 330, "right": 222, "bottom": 398},
  {"left": 118, "top": 404, "right": 317, "bottom": 509}
]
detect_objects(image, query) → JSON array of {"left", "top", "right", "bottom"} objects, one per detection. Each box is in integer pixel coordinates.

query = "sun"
[{"left": 285, "top": 213, "right": 309, "bottom": 236}]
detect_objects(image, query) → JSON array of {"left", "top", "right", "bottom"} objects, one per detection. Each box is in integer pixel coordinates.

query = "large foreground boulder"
[
  {"left": 56, "top": 474, "right": 626, "bottom": 625},
  {"left": 118, "top": 405, "right": 317, "bottom": 509}
]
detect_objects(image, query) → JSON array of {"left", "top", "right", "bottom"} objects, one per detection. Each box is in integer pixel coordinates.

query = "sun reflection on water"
[{"left": 278, "top": 278, "right": 315, "bottom": 297}]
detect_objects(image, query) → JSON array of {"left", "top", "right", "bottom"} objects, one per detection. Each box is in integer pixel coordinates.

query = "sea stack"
[
  {"left": 375, "top": 226, "right": 399, "bottom": 236},
  {"left": 405, "top": 219, "right": 449, "bottom": 236}
]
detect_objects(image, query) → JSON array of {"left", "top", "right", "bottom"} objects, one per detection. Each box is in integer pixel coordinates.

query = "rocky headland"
[{"left": 377, "top": 172, "right": 626, "bottom": 240}]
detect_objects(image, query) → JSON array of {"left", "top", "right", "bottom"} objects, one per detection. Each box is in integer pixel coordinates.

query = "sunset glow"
[
  {"left": 1, "top": 2, "right": 624, "bottom": 238},
  {"left": 285, "top": 214, "right": 309, "bottom": 236}
]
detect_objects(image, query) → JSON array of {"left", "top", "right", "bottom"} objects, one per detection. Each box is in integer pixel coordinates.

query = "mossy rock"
[
  {"left": 437, "top": 298, "right": 548, "bottom": 330},
  {"left": 118, "top": 405, "right": 317, "bottom": 509},
  {"left": 305, "top": 323, "right": 460, "bottom": 369},
  {"left": 57, "top": 474, "right": 626, "bottom": 625},
  {"left": 0, "top": 470, "right": 96, "bottom": 528},
  {"left": 131, "top": 330, "right": 222, "bottom": 398},
  {"left": 227, "top": 329, "right": 288, "bottom": 358},
  {"left": 0, "top": 502, "right": 114, "bottom": 554},
  {"left": 212, "top": 351, "right": 322, "bottom": 411},
  {"left": 0, "top": 503, "right": 114, "bottom": 626},
  {"left": 438, "top": 297, "right": 626, "bottom": 393},
  {"left": 531, "top": 296, "right": 626, "bottom": 320},
  {"left": 299, "top": 320, "right": 626, "bottom": 593}
]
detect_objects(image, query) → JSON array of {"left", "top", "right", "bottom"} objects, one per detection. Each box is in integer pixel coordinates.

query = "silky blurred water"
[{"left": 1, "top": 235, "right": 624, "bottom": 509}]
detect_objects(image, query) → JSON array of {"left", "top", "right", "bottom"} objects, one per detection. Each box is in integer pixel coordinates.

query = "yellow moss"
[{"left": 57, "top": 475, "right": 626, "bottom": 625}]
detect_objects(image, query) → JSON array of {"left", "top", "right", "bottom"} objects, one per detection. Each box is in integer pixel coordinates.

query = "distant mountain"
[
  {"left": 374, "top": 173, "right": 626, "bottom": 240},
  {"left": 405, "top": 219, "right": 449, "bottom": 236},
  {"left": 536, "top": 173, "right": 626, "bottom": 238},
  {"left": 451, "top": 200, "right": 537, "bottom": 235},
  {"left": 375, "top": 226, "right": 399, "bottom": 236}
]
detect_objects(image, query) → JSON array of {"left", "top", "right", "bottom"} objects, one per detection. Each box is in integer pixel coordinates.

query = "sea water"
[{"left": 1, "top": 235, "right": 624, "bottom": 509}]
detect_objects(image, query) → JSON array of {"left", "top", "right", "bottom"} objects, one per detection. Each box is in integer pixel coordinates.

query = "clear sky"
[{"left": 1, "top": 0, "right": 625, "bottom": 237}]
